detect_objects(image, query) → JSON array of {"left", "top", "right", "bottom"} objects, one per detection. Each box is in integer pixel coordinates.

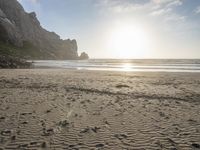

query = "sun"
[{"left": 107, "top": 24, "right": 150, "bottom": 58}]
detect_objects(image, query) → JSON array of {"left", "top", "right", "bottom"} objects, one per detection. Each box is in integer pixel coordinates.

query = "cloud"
[
  {"left": 167, "top": 0, "right": 182, "bottom": 7},
  {"left": 96, "top": 0, "right": 153, "bottom": 14},
  {"left": 150, "top": 0, "right": 185, "bottom": 23},
  {"left": 151, "top": 0, "right": 183, "bottom": 8},
  {"left": 195, "top": 6, "right": 200, "bottom": 14},
  {"left": 152, "top": 0, "right": 173, "bottom": 4},
  {"left": 150, "top": 8, "right": 171, "bottom": 16},
  {"left": 151, "top": 0, "right": 181, "bottom": 5},
  {"left": 95, "top": 0, "right": 186, "bottom": 24},
  {"left": 164, "top": 14, "right": 185, "bottom": 22},
  {"left": 150, "top": 7, "right": 185, "bottom": 23},
  {"left": 97, "top": 0, "right": 183, "bottom": 13}
]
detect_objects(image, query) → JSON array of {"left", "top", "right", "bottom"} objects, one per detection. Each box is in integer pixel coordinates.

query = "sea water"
[{"left": 30, "top": 59, "right": 200, "bottom": 72}]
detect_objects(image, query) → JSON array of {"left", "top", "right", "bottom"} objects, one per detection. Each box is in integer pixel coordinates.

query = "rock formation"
[
  {"left": 79, "top": 52, "right": 89, "bottom": 60},
  {"left": 0, "top": 0, "right": 79, "bottom": 59},
  {"left": 0, "top": 55, "right": 31, "bottom": 68}
]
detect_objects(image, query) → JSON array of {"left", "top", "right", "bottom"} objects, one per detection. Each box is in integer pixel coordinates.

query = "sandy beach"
[{"left": 0, "top": 69, "right": 200, "bottom": 150}]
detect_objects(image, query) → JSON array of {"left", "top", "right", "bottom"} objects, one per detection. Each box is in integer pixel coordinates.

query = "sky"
[{"left": 17, "top": 0, "right": 200, "bottom": 59}]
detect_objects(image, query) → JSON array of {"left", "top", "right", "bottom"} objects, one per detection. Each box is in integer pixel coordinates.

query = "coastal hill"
[{"left": 0, "top": 0, "right": 83, "bottom": 60}]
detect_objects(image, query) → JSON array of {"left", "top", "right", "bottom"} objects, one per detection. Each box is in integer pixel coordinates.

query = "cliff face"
[{"left": 0, "top": 0, "right": 78, "bottom": 59}]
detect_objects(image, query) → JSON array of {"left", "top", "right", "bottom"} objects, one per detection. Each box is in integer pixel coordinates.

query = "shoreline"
[
  {"left": 0, "top": 69, "right": 200, "bottom": 149},
  {"left": 30, "top": 59, "right": 200, "bottom": 73}
]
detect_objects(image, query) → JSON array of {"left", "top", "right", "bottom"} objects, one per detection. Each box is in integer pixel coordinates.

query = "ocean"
[{"left": 30, "top": 59, "right": 200, "bottom": 72}]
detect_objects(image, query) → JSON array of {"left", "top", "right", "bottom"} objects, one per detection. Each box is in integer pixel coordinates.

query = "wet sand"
[{"left": 0, "top": 69, "right": 200, "bottom": 150}]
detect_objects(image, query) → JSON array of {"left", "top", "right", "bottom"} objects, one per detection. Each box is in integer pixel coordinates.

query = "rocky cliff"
[{"left": 0, "top": 0, "right": 78, "bottom": 59}]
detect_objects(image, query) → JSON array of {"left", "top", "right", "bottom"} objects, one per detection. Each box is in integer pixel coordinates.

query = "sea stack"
[{"left": 79, "top": 52, "right": 89, "bottom": 60}]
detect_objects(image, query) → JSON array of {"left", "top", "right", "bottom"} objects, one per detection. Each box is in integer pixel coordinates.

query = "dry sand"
[{"left": 0, "top": 69, "right": 200, "bottom": 150}]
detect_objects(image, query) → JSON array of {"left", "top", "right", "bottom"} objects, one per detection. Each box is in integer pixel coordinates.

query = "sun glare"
[
  {"left": 107, "top": 24, "right": 150, "bottom": 58},
  {"left": 121, "top": 63, "right": 133, "bottom": 71}
]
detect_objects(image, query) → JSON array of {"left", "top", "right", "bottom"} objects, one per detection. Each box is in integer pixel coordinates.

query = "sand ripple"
[{"left": 0, "top": 69, "right": 199, "bottom": 149}]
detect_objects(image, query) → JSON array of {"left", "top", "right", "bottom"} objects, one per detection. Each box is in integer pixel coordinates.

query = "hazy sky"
[{"left": 17, "top": 0, "right": 200, "bottom": 58}]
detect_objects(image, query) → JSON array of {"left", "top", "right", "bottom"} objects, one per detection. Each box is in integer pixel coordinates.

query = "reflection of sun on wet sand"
[{"left": 0, "top": 69, "right": 200, "bottom": 149}]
